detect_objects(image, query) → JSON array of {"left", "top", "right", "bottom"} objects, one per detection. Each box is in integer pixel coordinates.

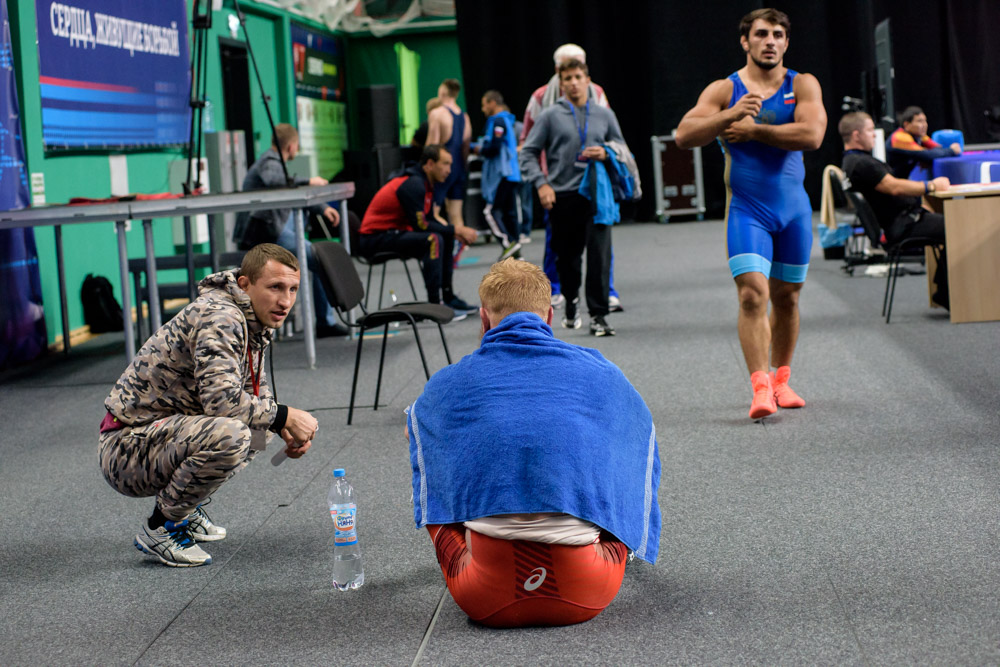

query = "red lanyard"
[{"left": 247, "top": 347, "right": 263, "bottom": 397}]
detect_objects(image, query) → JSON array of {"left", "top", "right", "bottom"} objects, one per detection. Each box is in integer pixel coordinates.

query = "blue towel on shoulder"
[{"left": 407, "top": 312, "right": 661, "bottom": 563}]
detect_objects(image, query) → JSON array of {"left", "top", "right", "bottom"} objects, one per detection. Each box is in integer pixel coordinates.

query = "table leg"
[
  {"left": 339, "top": 200, "right": 357, "bottom": 338},
  {"left": 117, "top": 220, "right": 136, "bottom": 362},
  {"left": 184, "top": 215, "right": 196, "bottom": 301},
  {"left": 54, "top": 225, "right": 70, "bottom": 354},
  {"left": 143, "top": 219, "right": 162, "bottom": 332},
  {"left": 295, "top": 208, "right": 316, "bottom": 369}
]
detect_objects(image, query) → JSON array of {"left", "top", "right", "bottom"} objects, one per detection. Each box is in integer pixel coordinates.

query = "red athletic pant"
[{"left": 427, "top": 524, "right": 628, "bottom": 628}]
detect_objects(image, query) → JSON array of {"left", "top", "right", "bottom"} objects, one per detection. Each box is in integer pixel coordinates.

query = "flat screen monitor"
[{"left": 874, "top": 18, "right": 895, "bottom": 125}]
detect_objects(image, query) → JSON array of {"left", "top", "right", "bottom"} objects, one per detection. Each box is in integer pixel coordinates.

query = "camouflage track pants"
[{"left": 99, "top": 414, "right": 253, "bottom": 521}]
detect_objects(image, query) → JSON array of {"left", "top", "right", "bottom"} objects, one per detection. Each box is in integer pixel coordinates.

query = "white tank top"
[{"left": 464, "top": 512, "right": 600, "bottom": 546}]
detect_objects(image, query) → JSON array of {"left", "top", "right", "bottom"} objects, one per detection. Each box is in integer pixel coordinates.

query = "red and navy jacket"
[{"left": 360, "top": 168, "right": 450, "bottom": 235}]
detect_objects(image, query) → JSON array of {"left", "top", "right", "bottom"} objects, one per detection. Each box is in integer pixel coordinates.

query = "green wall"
[
  {"left": 6, "top": 0, "right": 459, "bottom": 346},
  {"left": 5, "top": 0, "right": 293, "bottom": 345},
  {"left": 344, "top": 28, "right": 465, "bottom": 148}
]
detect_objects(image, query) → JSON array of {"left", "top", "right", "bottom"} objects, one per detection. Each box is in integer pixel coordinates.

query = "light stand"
[
  {"left": 233, "top": 0, "right": 290, "bottom": 185},
  {"left": 184, "top": 0, "right": 212, "bottom": 195}
]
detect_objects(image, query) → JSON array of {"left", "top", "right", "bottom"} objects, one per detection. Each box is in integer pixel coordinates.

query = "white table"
[{"left": 0, "top": 182, "right": 355, "bottom": 367}]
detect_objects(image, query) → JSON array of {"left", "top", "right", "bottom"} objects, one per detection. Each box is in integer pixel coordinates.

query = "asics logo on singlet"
[{"left": 523, "top": 567, "right": 547, "bottom": 591}]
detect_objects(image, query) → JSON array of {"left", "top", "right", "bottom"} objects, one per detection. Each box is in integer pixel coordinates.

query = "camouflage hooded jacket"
[{"left": 104, "top": 269, "right": 278, "bottom": 430}]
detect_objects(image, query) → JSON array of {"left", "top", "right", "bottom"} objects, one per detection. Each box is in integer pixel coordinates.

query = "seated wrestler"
[
  {"left": 358, "top": 144, "right": 478, "bottom": 313},
  {"left": 886, "top": 106, "right": 961, "bottom": 179},
  {"left": 405, "top": 258, "right": 661, "bottom": 628}
]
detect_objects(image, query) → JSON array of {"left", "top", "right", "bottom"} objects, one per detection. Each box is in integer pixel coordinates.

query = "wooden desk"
[{"left": 929, "top": 183, "right": 1000, "bottom": 323}]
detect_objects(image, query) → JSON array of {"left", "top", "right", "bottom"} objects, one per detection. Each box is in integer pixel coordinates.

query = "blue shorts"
[
  {"left": 434, "top": 167, "right": 467, "bottom": 204},
  {"left": 726, "top": 193, "right": 812, "bottom": 283}
]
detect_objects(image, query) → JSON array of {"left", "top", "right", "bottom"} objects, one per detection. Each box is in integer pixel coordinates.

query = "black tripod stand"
[
  {"left": 233, "top": 0, "right": 290, "bottom": 185},
  {"left": 184, "top": 0, "right": 211, "bottom": 196},
  {"left": 183, "top": 0, "right": 290, "bottom": 195}
]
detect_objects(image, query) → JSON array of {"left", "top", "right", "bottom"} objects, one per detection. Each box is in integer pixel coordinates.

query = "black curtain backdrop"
[{"left": 455, "top": 0, "right": 1000, "bottom": 220}]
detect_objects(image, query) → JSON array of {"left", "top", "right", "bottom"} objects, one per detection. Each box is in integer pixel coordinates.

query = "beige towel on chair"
[{"left": 820, "top": 164, "right": 847, "bottom": 229}]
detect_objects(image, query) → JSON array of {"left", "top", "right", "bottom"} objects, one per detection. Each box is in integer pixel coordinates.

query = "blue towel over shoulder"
[{"left": 407, "top": 312, "right": 661, "bottom": 563}]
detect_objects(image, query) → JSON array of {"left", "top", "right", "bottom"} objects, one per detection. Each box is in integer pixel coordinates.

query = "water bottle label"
[{"left": 329, "top": 503, "right": 357, "bottom": 545}]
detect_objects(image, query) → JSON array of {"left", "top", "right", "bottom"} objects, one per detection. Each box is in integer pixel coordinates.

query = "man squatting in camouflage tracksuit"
[{"left": 98, "top": 244, "right": 319, "bottom": 567}]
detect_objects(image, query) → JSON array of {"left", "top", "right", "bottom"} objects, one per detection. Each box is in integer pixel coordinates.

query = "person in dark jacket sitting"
[{"left": 233, "top": 124, "right": 345, "bottom": 336}]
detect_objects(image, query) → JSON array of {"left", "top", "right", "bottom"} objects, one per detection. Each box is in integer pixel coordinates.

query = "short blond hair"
[{"left": 478, "top": 259, "right": 551, "bottom": 320}]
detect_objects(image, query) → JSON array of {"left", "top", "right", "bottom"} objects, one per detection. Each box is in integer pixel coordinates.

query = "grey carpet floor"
[{"left": 1, "top": 219, "right": 998, "bottom": 666}]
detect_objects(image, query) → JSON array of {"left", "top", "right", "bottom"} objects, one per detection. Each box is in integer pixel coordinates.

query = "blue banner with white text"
[
  {"left": 35, "top": 0, "right": 190, "bottom": 149},
  {"left": 2, "top": 0, "right": 47, "bottom": 369}
]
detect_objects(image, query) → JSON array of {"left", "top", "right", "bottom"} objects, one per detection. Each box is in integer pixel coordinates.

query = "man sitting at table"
[
  {"left": 886, "top": 106, "right": 961, "bottom": 180},
  {"left": 406, "top": 258, "right": 660, "bottom": 627},
  {"left": 841, "top": 111, "right": 952, "bottom": 307},
  {"left": 232, "top": 123, "right": 345, "bottom": 337}
]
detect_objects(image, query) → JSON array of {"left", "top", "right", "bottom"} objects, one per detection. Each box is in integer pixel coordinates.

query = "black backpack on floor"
[{"left": 81, "top": 274, "right": 124, "bottom": 333}]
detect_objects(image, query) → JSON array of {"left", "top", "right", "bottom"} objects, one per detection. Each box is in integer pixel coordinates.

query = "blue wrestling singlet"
[{"left": 722, "top": 70, "right": 813, "bottom": 283}]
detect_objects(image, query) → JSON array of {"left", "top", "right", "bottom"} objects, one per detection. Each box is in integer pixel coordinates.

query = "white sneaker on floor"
[
  {"left": 188, "top": 500, "right": 226, "bottom": 542},
  {"left": 551, "top": 293, "right": 565, "bottom": 309},
  {"left": 135, "top": 519, "right": 212, "bottom": 567},
  {"left": 519, "top": 234, "right": 532, "bottom": 244},
  {"left": 561, "top": 297, "right": 582, "bottom": 329},
  {"left": 608, "top": 295, "right": 624, "bottom": 313}
]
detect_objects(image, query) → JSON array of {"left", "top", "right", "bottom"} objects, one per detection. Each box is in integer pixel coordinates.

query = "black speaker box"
[{"left": 357, "top": 85, "right": 399, "bottom": 149}]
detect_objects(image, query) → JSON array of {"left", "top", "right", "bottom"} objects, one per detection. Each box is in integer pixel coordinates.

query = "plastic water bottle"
[{"left": 328, "top": 468, "right": 364, "bottom": 590}]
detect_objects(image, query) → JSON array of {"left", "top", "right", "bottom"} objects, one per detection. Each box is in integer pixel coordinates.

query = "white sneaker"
[
  {"left": 188, "top": 501, "right": 226, "bottom": 542},
  {"left": 519, "top": 234, "right": 532, "bottom": 244},
  {"left": 551, "top": 293, "right": 566, "bottom": 309},
  {"left": 608, "top": 295, "right": 624, "bottom": 312},
  {"left": 134, "top": 520, "right": 212, "bottom": 567},
  {"left": 498, "top": 241, "right": 522, "bottom": 261},
  {"left": 561, "top": 297, "right": 582, "bottom": 329}
]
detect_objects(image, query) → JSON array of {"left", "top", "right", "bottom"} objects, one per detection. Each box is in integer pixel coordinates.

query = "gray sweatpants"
[{"left": 99, "top": 414, "right": 254, "bottom": 522}]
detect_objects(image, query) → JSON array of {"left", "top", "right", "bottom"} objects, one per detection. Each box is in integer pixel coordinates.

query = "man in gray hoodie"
[
  {"left": 99, "top": 244, "right": 319, "bottom": 568},
  {"left": 520, "top": 59, "right": 625, "bottom": 337}
]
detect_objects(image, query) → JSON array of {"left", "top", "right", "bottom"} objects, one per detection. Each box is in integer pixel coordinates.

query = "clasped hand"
[
  {"left": 281, "top": 406, "right": 318, "bottom": 459},
  {"left": 722, "top": 93, "right": 763, "bottom": 143}
]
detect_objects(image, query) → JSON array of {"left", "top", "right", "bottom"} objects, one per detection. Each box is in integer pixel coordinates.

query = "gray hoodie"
[{"left": 520, "top": 99, "right": 625, "bottom": 194}]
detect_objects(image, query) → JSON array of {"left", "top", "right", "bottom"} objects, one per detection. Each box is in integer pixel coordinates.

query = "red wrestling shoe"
[
  {"left": 770, "top": 366, "right": 805, "bottom": 409},
  {"left": 749, "top": 370, "right": 777, "bottom": 420}
]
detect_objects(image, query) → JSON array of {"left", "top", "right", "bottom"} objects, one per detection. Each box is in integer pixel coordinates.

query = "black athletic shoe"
[
  {"left": 444, "top": 295, "right": 478, "bottom": 313},
  {"left": 589, "top": 316, "right": 616, "bottom": 337}
]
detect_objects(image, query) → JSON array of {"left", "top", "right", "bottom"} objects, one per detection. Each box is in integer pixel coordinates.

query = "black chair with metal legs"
[
  {"left": 846, "top": 191, "right": 937, "bottom": 323},
  {"left": 346, "top": 211, "right": 419, "bottom": 309},
  {"left": 883, "top": 241, "right": 943, "bottom": 323},
  {"left": 311, "top": 240, "right": 454, "bottom": 425}
]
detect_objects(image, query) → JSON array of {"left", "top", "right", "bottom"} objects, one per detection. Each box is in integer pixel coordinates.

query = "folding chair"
[
  {"left": 346, "top": 211, "right": 419, "bottom": 309},
  {"left": 845, "top": 191, "right": 938, "bottom": 323},
  {"left": 311, "top": 240, "right": 454, "bottom": 424}
]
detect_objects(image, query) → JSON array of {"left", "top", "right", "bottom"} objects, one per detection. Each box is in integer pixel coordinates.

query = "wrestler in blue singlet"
[
  {"left": 435, "top": 107, "right": 467, "bottom": 204},
  {"left": 722, "top": 70, "right": 813, "bottom": 283}
]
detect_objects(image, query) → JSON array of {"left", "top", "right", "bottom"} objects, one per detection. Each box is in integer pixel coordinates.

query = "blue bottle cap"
[{"left": 333, "top": 468, "right": 346, "bottom": 477}]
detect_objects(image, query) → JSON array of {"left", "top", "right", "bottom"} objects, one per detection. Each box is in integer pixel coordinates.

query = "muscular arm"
[
  {"left": 875, "top": 174, "right": 950, "bottom": 198},
  {"left": 426, "top": 107, "right": 446, "bottom": 146},
  {"left": 730, "top": 74, "right": 827, "bottom": 151},
  {"left": 461, "top": 113, "right": 472, "bottom": 164},
  {"left": 674, "top": 79, "right": 739, "bottom": 149}
]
